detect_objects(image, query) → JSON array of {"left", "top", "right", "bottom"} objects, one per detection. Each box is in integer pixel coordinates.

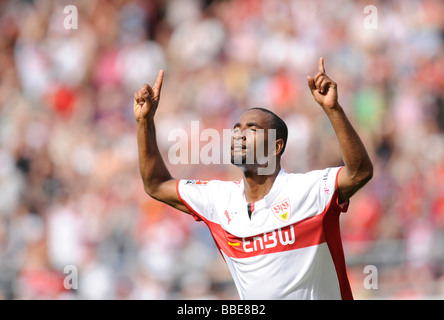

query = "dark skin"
[
  {"left": 230, "top": 110, "right": 284, "bottom": 203},
  {"left": 307, "top": 57, "right": 373, "bottom": 203},
  {"left": 134, "top": 58, "right": 373, "bottom": 214}
]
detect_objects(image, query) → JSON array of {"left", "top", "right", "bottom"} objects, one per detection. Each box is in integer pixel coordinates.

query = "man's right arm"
[{"left": 134, "top": 70, "right": 189, "bottom": 213}]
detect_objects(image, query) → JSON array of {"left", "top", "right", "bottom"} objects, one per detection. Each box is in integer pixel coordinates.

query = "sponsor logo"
[
  {"left": 322, "top": 168, "right": 332, "bottom": 194},
  {"left": 215, "top": 213, "right": 325, "bottom": 258},
  {"left": 242, "top": 226, "right": 295, "bottom": 253}
]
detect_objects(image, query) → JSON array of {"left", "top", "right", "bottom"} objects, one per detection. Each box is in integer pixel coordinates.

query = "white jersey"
[{"left": 176, "top": 167, "right": 352, "bottom": 300}]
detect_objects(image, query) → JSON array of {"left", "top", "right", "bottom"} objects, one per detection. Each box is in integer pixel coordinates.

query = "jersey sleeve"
[
  {"left": 292, "top": 166, "right": 349, "bottom": 215},
  {"left": 317, "top": 166, "right": 349, "bottom": 214},
  {"left": 176, "top": 179, "right": 215, "bottom": 222}
]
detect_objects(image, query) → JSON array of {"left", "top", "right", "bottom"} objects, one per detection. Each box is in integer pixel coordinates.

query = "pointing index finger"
[
  {"left": 318, "top": 57, "right": 325, "bottom": 74},
  {"left": 153, "top": 70, "right": 164, "bottom": 97}
]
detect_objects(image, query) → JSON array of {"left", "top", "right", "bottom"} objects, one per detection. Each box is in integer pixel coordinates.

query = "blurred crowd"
[{"left": 0, "top": 0, "right": 444, "bottom": 299}]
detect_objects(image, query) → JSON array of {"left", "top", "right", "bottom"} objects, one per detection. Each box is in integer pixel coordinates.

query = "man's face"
[{"left": 230, "top": 110, "right": 275, "bottom": 167}]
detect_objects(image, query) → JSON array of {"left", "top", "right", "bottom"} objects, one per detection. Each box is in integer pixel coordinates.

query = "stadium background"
[{"left": 0, "top": 0, "right": 444, "bottom": 299}]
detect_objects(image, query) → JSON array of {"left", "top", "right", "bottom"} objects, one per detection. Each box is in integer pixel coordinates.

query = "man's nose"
[{"left": 232, "top": 129, "right": 246, "bottom": 140}]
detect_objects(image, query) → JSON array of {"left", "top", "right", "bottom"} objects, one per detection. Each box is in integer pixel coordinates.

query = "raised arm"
[
  {"left": 307, "top": 57, "right": 373, "bottom": 204},
  {"left": 134, "top": 70, "right": 188, "bottom": 213}
]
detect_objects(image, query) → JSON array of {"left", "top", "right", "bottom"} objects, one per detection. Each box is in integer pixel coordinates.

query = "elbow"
[
  {"left": 357, "top": 162, "right": 374, "bottom": 187},
  {"left": 363, "top": 168, "right": 373, "bottom": 186},
  {"left": 143, "top": 178, "right": 172, "bottom": 202},
  {"left": 347, "top": 161, "right": 373, "bottom": 189},
  {"left": 143, "top": 183, "right": 160, "bottom": 200}
]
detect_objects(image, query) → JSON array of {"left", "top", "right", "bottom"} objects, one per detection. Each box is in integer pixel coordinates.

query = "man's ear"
[{"left": 275, "top": 139, "right": 285, "bottom": 157}]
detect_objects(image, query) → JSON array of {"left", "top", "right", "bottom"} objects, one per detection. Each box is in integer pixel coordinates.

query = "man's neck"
[{"left": 242, "top": 164, "right": 281, "bottom": 203}]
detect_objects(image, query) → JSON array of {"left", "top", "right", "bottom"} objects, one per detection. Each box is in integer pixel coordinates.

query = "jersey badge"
[{"left": 271, "top": 198, "right": 291, "bottom": 222}]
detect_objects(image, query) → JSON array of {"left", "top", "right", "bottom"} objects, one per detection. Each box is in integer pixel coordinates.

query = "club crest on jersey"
[{"left": 271, "top": 198, "right": 291, "bottom": 222}]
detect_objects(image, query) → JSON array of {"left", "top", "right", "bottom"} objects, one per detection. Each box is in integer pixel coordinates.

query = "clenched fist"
[{"left": 133, "top": 70, "right": 164, "bottom": 122}]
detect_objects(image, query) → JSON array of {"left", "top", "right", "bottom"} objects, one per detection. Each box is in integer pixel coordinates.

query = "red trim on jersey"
[
  {"left": 322, "top": 167, "right": 353, "bottom": 300},
  {"left": 177, "top": 181, "right": 327, "bottom": 259},
  {"left": 176, "top": 179, "right": 227, "bottom": 262},
  {"left": 206, "top": 211, "right": 326, "bottom": 259},
  {"left": 176, "top": 170, "right": 353, "bottom": 300},
  {"left": 176, "top": 179, "right": 202, "bottom": 222}
]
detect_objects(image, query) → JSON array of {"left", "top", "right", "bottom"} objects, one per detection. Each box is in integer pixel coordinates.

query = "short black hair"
[{"left": 248, "top": 107, "right": 288, "bottom": 156}]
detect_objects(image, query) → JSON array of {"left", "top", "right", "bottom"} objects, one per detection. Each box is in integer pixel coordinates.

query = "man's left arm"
[{"left": 307, "top": 57, "right": 373, "bottom": 204}]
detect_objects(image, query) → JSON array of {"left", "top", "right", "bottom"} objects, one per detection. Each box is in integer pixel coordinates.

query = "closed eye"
[{"left": 246, "top": 122, "right": 263, "bottom": 129}]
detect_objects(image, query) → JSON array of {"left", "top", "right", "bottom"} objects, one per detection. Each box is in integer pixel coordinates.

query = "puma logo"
[{"left": 224, "top": 210, "right": 232, "bottom": 225}]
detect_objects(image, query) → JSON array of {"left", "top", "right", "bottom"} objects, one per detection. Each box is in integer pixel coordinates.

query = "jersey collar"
[{"left": 240, "top": 168, "right": 286, "bottom": 209}]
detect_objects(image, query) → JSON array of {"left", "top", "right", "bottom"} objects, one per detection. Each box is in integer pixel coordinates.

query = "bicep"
[{"left": 148, "top": 179, "right": 190, "bottom": 214}]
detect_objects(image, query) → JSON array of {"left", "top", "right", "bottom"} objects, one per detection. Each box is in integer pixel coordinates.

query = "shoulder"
[
  {"left": 178, "top": 178, "right": 241, "bottom": 193},
  {"left": 285, "top": 167, "right": 343, "bottom": 191},
  {"left": 286, "top": 167, "right": 342, "bottom": 180},
  {"left": 176, "top": 178, "right": 242, "bottom": 221},
  {"left": 284, "top": 169, "right": 321, "bottom": 184}
]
